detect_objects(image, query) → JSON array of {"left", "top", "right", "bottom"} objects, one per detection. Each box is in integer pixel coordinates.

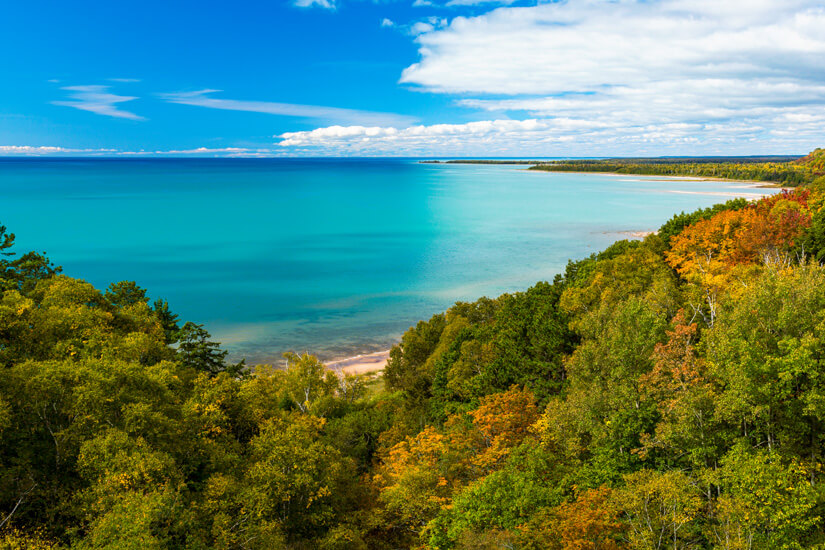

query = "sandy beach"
[
  {"left": 327, "top": 350, "right": 390, "bottom": 376},
  {"left": 527, "top": 169, "right": 786, "bottom": 188},
  {"left": 611, "top": 230, "right": 655, "bottom": 239}
]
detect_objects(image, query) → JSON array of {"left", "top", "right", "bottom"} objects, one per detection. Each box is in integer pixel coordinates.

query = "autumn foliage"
[{"left": 4, "top": 151, "right": 825, "bottom": 548}]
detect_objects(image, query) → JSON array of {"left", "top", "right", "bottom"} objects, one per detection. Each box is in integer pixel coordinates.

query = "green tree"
[
  {"left": 152, "top": 298, "right": 180, "bottom": 344},
  {"left": 177, "top": 322, "right": 243, "bottom": 377},
  {"left": 104, "top": 281, "right": 149, "bottom": 308},
  {"left": 710, "top": 445, "right": 821, "bottom": 549}
]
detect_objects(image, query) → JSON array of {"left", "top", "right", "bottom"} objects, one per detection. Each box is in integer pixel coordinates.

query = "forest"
[
  {"left": 1, "top": 148, "right": 825, "bottom": 548},
  {"left": 527, "top": 150, "right": 825, "bottom": 187}
]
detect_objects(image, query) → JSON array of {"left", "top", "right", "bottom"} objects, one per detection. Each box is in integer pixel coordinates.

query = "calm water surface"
[{"left": 0, "top": 158, "right": 778, "bottom": 362}]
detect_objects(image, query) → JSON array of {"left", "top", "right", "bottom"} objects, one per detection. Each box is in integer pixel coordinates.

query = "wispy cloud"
[
  {"left": 382, "top": 15, "right": 447, "bottom": 35},
  {"left": 52, "top": 85, "right": 144, "bottom": 120},
  {"left": 443, "top": 0, "right": 519, "bottom": 6},
  {"left": 160, "top": 89, "right": 416, "bottom": 126},
  {"left": 108, "top": 78, "right": 141, "bottom": 83},
  {"left": 293, "top": 0, "right": 335, "bottom": 9}
]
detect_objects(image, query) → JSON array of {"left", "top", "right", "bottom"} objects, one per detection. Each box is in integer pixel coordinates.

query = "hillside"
[{"left": 797, "top": 147, "right": 825, "bottom": 175}]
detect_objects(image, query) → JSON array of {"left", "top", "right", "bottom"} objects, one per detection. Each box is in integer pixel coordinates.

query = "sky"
[{"left": 1, "top": 0, "right": 824, "bottom": 157}]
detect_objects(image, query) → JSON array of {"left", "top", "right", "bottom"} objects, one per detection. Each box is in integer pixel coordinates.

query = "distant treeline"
[
  {"left": 424, "top": 156, "right": 800, "bottom": 165},
  {"left": 421, "top": 150, "right": 825, "bottom": 187},
  {"left": 529, "top": 159, "right": 813, "bottom": 186}
]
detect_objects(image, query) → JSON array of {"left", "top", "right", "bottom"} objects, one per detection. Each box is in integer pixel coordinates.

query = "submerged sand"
[{"left": 323, "top": 175, "right": 782, "bottom": 378}]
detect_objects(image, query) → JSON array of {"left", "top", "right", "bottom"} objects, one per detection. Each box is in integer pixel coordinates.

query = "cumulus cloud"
[
  {"left": 277, "top": 119, "right": 578, "bottom": 155},
  {"left": 52, "top": 85, "right": 144, "bottom": 120},
  {"left": 160, "top": 89, "right": 416, "bottom": 126},
  {"left": 381, "top": 18, "right": 395, "bottom": 27},
  {"left": 276, "top": 110, "right": 825, "bottom": 156},
  {"left": 336, "top": 0, "right": 825, "bottom": 156},
  {"left": 401, "top": 0, "right": 825, "bottom": 95}
]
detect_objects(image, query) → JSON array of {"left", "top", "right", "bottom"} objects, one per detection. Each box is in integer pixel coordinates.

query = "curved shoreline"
[
  {"left": 523, "top": 169, "right": 784, "bottom": 187},
  {"left": 271, "top": 170, "right": 783, "bottom": 376},
  {"left": 326, "top": 349, "right": 390, "bottom": 376}
]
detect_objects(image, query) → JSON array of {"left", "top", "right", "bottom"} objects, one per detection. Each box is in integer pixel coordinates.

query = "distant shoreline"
[
  {"left": 538, "top": 171, "right": 783, "bottom": 188},
  {"left": 422, "top": 159, "right": 791, "bottom": 187},
  {"left": 424, "top": 160, "right": 783, "bottom": 188}
]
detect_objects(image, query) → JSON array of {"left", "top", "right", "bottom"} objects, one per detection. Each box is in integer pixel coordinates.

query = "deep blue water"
[{"left": 0, "top": 158, "right": 777, "bottom": 362}]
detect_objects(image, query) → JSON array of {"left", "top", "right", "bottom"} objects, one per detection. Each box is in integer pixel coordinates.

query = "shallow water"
[{"left": 0, "top": 158, "right": 778, "bottom": 362}]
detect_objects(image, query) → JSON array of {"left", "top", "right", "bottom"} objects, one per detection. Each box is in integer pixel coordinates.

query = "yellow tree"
[{"left": 615, "top": 469, "right": 702, "bottom": 550}]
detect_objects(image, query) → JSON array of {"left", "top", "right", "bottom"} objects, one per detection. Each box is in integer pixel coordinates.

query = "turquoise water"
[{"left": 0, "top": 158, "right": 777, "bottom": 362}]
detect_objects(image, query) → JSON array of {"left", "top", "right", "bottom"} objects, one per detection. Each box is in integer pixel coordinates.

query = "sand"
[{"left": 327, "top": 350, "right": 390, "bottom": 376}]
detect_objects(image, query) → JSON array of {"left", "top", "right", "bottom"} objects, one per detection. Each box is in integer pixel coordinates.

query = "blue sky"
[{"left": 1, "top": 0, "right": 824, "bottom": 157}]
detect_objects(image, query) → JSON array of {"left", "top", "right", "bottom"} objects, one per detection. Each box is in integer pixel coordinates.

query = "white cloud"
[
  {"left": 294, "top": 0, "right": 335, "bottom": 9},
  {"left": 444, "top": 0, "right": 518, "bottom": 6},
  {"left": 271, "top": 0, "right": 825, "bottom": 156},
  {"left": 276, "top": 111, "right": 825, "bottom": 156},
  {"left": 119, "top": 147, "right": 277, "bottom": 157},
  {"left": 52, "top": 85, "right": 144, "bottom": 120},
  {"left": 388, "top": 16, "right": 449, "bottom": 36},
  {"left": 367, "top": 0, "right": 825, "bottom": 155},
  {"left": 162, "top": 147, "right": 250, "bottom": 155},
  {"left": 410, "top": 21, "right": 435, "bottom": 34},
  {"left": 0, "top": 145, "right": 116, "bottom": 155},
  {"left": 277, "top": 119, "right": 576, "bottom": 155},
  {"left": 381, "top": 18, "right": 395, "bottom": 27},
  {"left": 108, "top": 78, "right": 141, "bottom": 83},
  {"left": 401, "top": 0, "right": 825, "bottom": 95},
  {"left": 0, "top": 145, "right": 281, "bottom": 158},
  {"left": 160, "top": 89, "right": 416, "bottom": 126}
]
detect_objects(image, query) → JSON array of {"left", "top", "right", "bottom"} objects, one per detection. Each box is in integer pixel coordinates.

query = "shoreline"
[
  {"left": 304, "top": 172, "right": 784, "bottom": 379},
  {"left": 326, "top": 349, "right": 391, "bottom": 376},
  {"left": 526, "top": 169, "right": 784, "bottom": 188},
  {"left": 422, "top": 159, "right": 792, "bottom": 188}
]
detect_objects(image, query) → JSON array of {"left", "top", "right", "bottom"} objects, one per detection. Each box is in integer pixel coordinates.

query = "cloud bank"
[
  {"left": 288, "top": 0, "right": 825, "bottom": 155},
  {"left": 0, "top": 146, "right": 116, "bottom": 155},
  {"left": 401, "top": 0, "right": 825, "bottom": 95},
  {"left": 276, "top": 113, "right": 825, "bottom": 157}
]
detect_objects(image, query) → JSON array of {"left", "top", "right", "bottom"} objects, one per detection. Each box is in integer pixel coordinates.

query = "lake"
[{"left": 0, "top": 158, "right": 778, "bottom": 362}]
